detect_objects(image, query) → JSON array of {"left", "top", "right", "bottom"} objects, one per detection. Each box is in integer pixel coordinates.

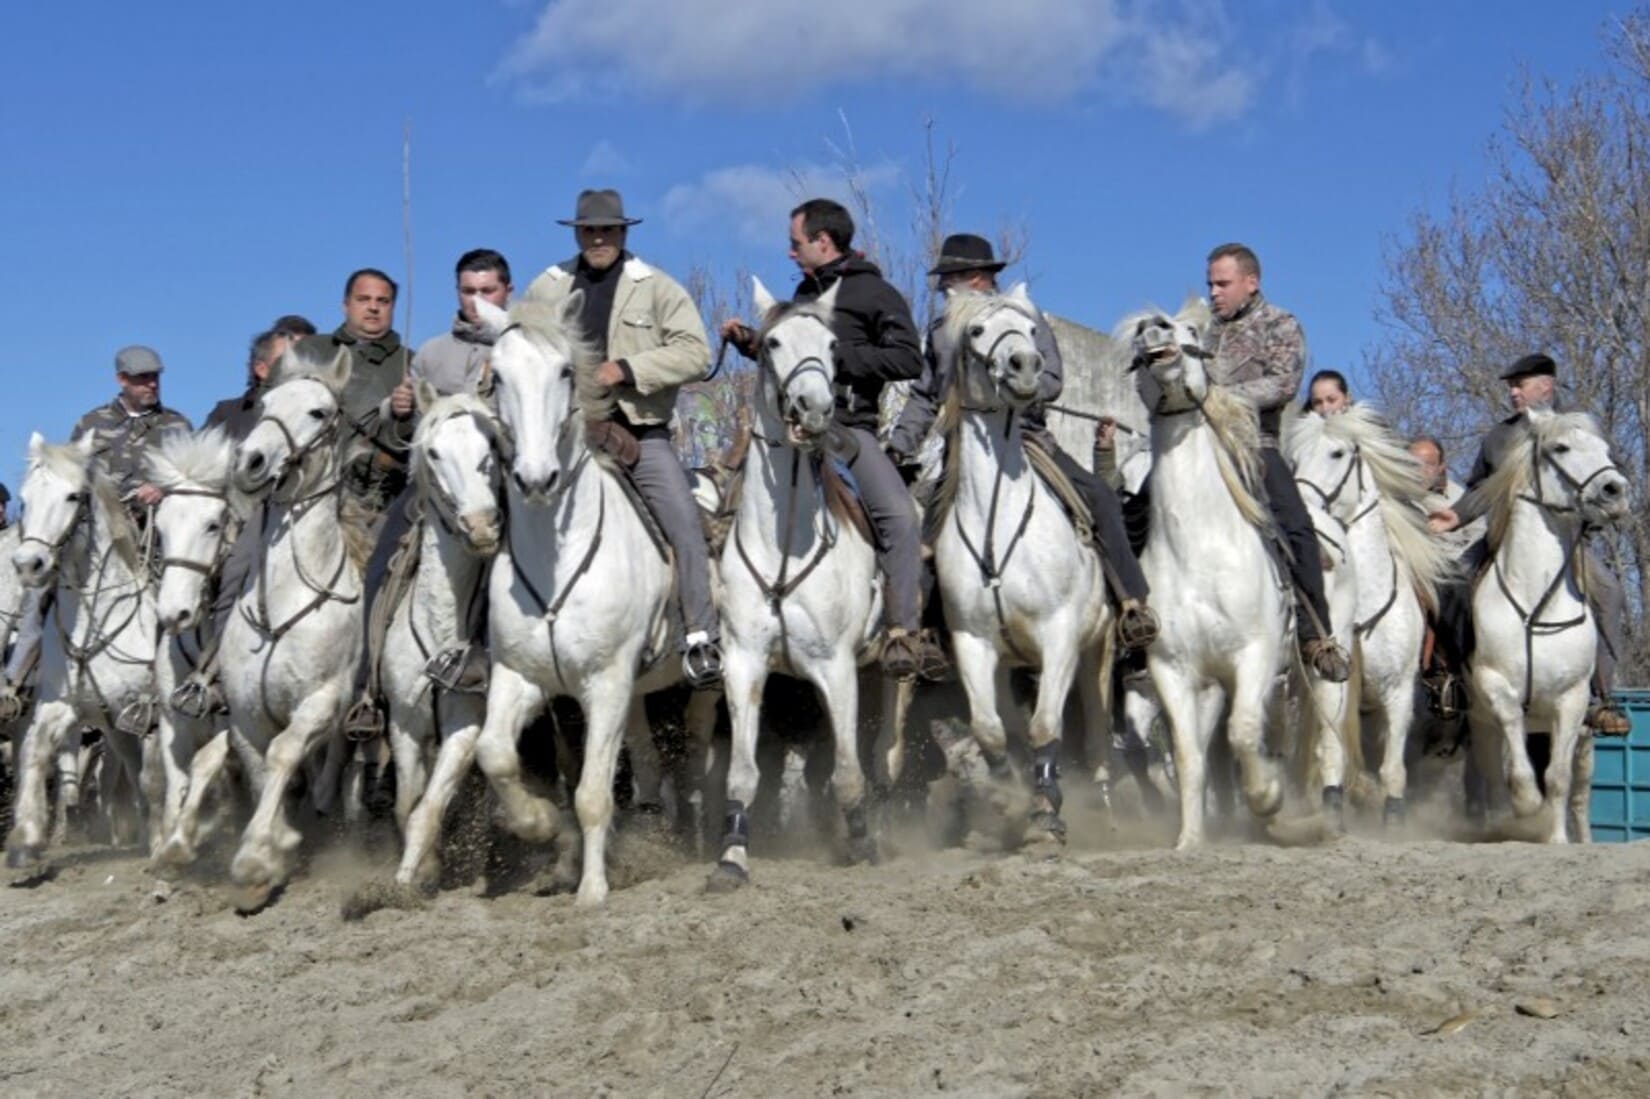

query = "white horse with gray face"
[
  {"left": 219, "top": 347, "right": 364, "bottom": 906},
  {"left": 1131, "top": 303, "right": 1288, "bottom": 849},
  {"left": 1466, "top": 409, "right": 1629, "bottom": 843},
  {"left": 927, "top": 285, "right": 1112, "bottom": 842},
  {"left": 383, "top": 386, "right": 504, "bottom": 890},
  {"left": 147, "top": 427, "right": 243, "bottom": 865},
  {"left": 467, "top": 294, "right": 685, "bottom": 906},
  {"left": 1286, "top": 406, "right": 1452, "bottom": 825},
  {"left": 6, "top": 433, "right": 162, "bottom": 874}
]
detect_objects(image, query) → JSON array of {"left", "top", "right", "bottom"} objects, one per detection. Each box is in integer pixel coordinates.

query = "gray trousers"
[
  {"left": 4, "top": 589, "right": 45, "bottom": 684},
  {"left": 841, "top": 426, "right": 921, "bottom": 632},
  {"left": 632, "top": 433, "right": 718, "bottom": 641},
  {"left": 1588, "top": 547, "right": 1624, "bottom": 694},
  {"left": 209, "top": 510, "right": 264, "bottom": 638}
]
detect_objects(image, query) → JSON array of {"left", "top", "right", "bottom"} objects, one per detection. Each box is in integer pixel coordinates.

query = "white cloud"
[
  {"left": 579, "top": 139, "right": 633, "bottom": 178},
  {"left": 661, "top": 161, "right": 901, "bottom": 247}
]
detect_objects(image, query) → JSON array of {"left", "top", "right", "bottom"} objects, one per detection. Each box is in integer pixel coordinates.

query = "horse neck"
[
  {"left": 1495, "top": 499, "right": 1584, "bottom": 604},
  {"left": 1150, "top": 412, "right": 1246, "bottom": 533},
  {"left": 412, "top": 509, "right": 487, "bottom": 642},
  {"left": 953, "top": 407, "right": 1035, "bottom": 517},
  {"left": 506, "top": 440, "right": 607, "bottom": 571},
  {"left": 1342, "top": 481, "right": 1400, "bottom": 610},
  {"left": 739, "top": 435, "right": 826, "bottom": 555}
]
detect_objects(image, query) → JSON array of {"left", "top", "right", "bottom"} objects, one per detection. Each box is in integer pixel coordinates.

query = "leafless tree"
[{"left": 1369, "top": 11, "right": 1650, "bottom": 679}]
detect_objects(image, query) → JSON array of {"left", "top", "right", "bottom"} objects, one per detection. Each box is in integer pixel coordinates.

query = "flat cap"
[
  {"left": 114, "top": 345, "right": 164, "bottom": 375},
  {"left": 1500, "top": 352, "right": 1555, "bottom": 381}
]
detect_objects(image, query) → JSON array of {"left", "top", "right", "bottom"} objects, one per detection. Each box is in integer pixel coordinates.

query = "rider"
[
  {"left": 721, "top": 198, "right": 946, "bottom": 681},
  {"left": 887, "top": 232, "right": 1159, "bottom": 652},
  {"left": 205, "top": 327, "right": 301, "bottom": 441},
  {"left": 1204, "top": 243, "right": 1351, "bottom": 682},
  {"left": 0, "top": 347, "right": 191, "bottom": 722},
  {"left": 1304, "top": 369, "right": 1352, "bottom": 416},
  {"left": 524, "top": 189, "right": 723, "bottom": 689},
  {"left": 1428, "top": 353, "right": 1630, "bottom": 734}
]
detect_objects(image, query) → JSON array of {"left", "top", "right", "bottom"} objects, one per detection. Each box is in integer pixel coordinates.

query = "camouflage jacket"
[
  {"left": 1206, "top": 292, "right": 1306, "bottom": 443},
  {"left": 295, "top": 327, "right": 414, "bottom": 512},
  {"left": 71, "top": 398, "right": 192, "bottom": 504}
]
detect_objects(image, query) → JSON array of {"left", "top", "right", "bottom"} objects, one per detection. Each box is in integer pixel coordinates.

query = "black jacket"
[
  {"left": 204, "top": 382, "right": 265, "bottom": 443},
  {"left": 793, "top": 255, "right": 923, "bottom": 431}
]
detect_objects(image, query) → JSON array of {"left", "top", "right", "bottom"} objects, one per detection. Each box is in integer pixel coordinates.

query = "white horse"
[
  {"left": 1286, "top": 406, "right": 1452, "bottom": 824},
  {"left": 467, "top": 294, "right": 682, "bottom": 906},
  {"left": 6, "top": 433, "right": 161, "bottom": 872},
  {"left": 148, "top": 427, "right": 242, "bottom": 864},
  {"left": 1466, "top": 409, "right": 1629, "bottom": 843},
  {"left": 383, "top": 386, "right": 503, "bottom": 889},
  {"left": 1130, "top": 304, "right": 1289, "bottom": 849},
  {"left": 712, "top": 277, "right": 914, "bottom": 888},
  {"left": 928, "top": 285, "right": 1112, "bottom": 841},
  {"left": 220, "top": 347, "right": 364, "bottom": 904}
]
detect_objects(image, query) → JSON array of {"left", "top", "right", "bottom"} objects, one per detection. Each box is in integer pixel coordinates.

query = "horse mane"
[
  {"left": 31, "top": 440, "right": 146, "bottom": 575},
  {"left": 148, "top": 427, "right": 235, "bottom": 492},
  {"left": 507, "top": 297, "right": 610, "bottom": 421},
  {"left": 1479, "top": 411, "right": 1603, "bottom": 557},
  {"left": 1288, "top": 406, "right": 1455, "bottom": 611},
  {"left": 411, "top": 391, "right": 496, "bottom": 450},
  {"left": 940, "top": 288, "right": 1038, "bottom": 348},
  {"left": 756, "top": 297, "right": 834, "bottom": 344}
]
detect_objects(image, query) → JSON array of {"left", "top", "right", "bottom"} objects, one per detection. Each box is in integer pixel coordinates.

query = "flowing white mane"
[
  {"left": 148, "top": 427, "right": 235, "bottom": 491},
  {"left": 1479, "top": 411, "right": 1607, "bottom": 554},
  {"left": 940, "top": 288, "right": 1038, "bottom": 348}
]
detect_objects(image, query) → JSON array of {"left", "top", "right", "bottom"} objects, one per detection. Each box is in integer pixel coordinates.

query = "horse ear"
[
  {"left": 1006, "top": 282, "right": 1031, "bottom": 305},
  {"left": 73, "top": 431, "right": 97, "bottom": 459},
  {"left": 816, "top": 279, "right": 842, "bottom": 315},
  {"left": 472, "top": 296, "right": 511, "bottom": 339},
  {"left": 325, "top": 347, "right": 353, "bottom": 393},
  {"left": 415, "top": 379, "right": 439, "bottom": 415},
  {"left": 752, "top": 277, "right": 778, "bottom": 317}
]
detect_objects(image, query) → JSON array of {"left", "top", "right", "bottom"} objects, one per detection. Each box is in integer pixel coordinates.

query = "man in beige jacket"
[{"left": 526, "top": 189, "right": 721, "bottom": 687}]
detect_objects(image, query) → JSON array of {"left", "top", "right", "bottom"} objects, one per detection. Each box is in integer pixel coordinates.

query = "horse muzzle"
[
  {"left": 11, "top": 547, "right": 56, "bottom": 588},
  {"left": 458, "top": 510, "right": 502, "bottom": 556},
  {"left": 234, "top": 449, "right": 283, "bottom": 496},
  {"left": 1583, "top": 474, "right": 1631, "bottom": 523}
]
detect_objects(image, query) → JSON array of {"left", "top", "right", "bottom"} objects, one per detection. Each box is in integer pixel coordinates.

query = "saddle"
[
  {"left": 695, "top": 441, "right": 874, "bottom": 557},
  {"left": 1020, "top": 435, "right": 1095, "bottom": 549},
  {"left": 586, "top": 418, "right": 671, "bottom": 561}
]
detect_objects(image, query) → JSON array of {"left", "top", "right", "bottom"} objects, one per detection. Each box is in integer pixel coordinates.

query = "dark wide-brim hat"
[
  {"left": 557, "top": 188, "right": 643, "bottom": 227},
  {"left": 1500, "top": 352, "right": 1556, "bottom": 381},
  {"left": 928, "top": 233, "right": 1007, "bottom": 276}
]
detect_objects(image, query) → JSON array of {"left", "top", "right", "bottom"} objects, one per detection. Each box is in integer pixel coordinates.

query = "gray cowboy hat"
[
  {"left": 1499, "top": 352, "right": 1556, "bottom": 381},
  {"left": 557, "top": 188, "right": 643, "bottom": 228},
  {"left": 928, "top": 233, "right": 1007, "bottom": 277}
]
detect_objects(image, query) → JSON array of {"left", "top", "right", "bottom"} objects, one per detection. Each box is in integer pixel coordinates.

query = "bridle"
[
  {"left": 16, "top": 486, "right": 89, "bottom": 568},
  {"left": 957, "top": 306, "right": 1040, "bottom": 413},
  {"left": 156, "top": 486, "right": 235, "bottom": 581},
  {"left": 753, "top": 313, "right": 835, "bottom": 446}
]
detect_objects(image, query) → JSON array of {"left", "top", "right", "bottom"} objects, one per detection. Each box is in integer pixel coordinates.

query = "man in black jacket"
[{"left": 723, "top": 198, "right": 943, "bottom": 680}]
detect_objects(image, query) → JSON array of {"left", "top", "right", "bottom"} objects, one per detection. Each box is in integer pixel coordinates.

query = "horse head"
[
  {"left": 235, "top": 346, "right": 351, "bottom": 497},
  {"left": 474, "top": 294, "right": 596, "bottom": 504},
  {"left": 149, "top": 427, "right": 238, "bottom": 634},
  {"left": 1285, "top": 410, "right": 1363, "bottom": 525},
  {"left": 946, "top": 283, "right": 1044, "bottom": 409},
  {"left": 1525, "top": 409, "right": 1630, "bottom": 526},
  {"left": 12, "top": 431, "right": 95, "bottom": 587},
  {"left": 413, "top": 383, "right": 505, "bottom": 556},
  {"left": 1127, "top": 301, "right": 1212, "bottom": 415},
  {"left": 752, "top": 277, "right": 839, "bottom": 449}
]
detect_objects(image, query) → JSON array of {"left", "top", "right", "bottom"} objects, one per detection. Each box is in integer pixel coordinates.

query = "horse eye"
[
  {"left": 308, "top": 409, "right": 326, "bottom": 421},
  {"left": 1553, "top": 443, "right": 1571, "bottom": 454},
  {"left": 766, "top": 336, "right": 781, "bottom": 350},
  {"left": 64, "top": 493, "right": 82, "bottom": 504},
  {"left": 427, "top": 447, "right": 441, "bottom": 462},
  {"left": 828, "top": 339, "right": 838, "bottom": 351},
  {"left": 1329, "top": 449, "right": 1346, "bottom": 460},
  {"left": 206, "top": 522, "right": 220, "bottom": 534},
  {"left": 969, "top": 325, "right": 985, "bottom": 338},
  {"left": 560, "top": 366, "right": 573, "bottom": 380}
]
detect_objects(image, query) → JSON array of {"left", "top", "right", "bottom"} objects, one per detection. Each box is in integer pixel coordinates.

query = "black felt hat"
[
  {"left": 928, "top": 233, "right": 1007, "bottom": 276},
  {"left": 1499, "top": 352, "right": 1556, "bottom": 381}
]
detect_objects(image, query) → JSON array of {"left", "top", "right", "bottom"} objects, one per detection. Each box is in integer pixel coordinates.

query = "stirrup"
[
  {"left": 682, "top": 636, "right": 723, "bottom": 690},
  {"left": 425, "top": 646, "right": 488, "bottom": 694},
  {"left": 1585, "top": 702, "right": 1631, "bottom": 736},
  {"left": 1117, "top": 600, "right": 1159, "bottom": 651},
  {"left": 880, "top": 630, "right": 921, "bottom": 682},
  {"left": 169, "top": 677, "right": 227, "bottom": 720},
  {"left": 1301, "top": 638, "right": 1351, "bottom": 683},
  {"left": 344, "top": 698, "right": 387, "bottom": 743},
  {"left": 115, "top": 696, "right": 158, "bottom": 738},
  {"left": 913, "top": 629, "right": 950, "bottom": 683},
  {"left": 0, "top": 683, "right": 30, "bottom": 724},
  {"left": 1422, "top": 670, "right": 1465, "bottom": 721}
]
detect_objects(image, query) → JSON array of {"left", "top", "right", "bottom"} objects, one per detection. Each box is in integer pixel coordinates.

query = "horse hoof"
[
  {"left": 1322, "top": 786, "right": 1346, "bottom": 833},
  {"left": 232, "top": 881, "right": 281, "bottom": 916},
  {"left": 846, "top": 836, "right": 880, "bottom": 867},
  {"left": 6, "top": 846, "right": 50, "bottom": 885},
  {"left": 1383, "top": 797, "right": 1407, "bottom": 827},
  {"left": 340, "top": 880, "right": 424, "bottom": 922},
  {"left": 6, "top": 845, "right": 40, "bottom": 871},
  {"left": 1027, "top": 810, "right": 1068, "bottom": 846},
  {"left": 704, "top": 861, "right": 749, "bottom": 894}
]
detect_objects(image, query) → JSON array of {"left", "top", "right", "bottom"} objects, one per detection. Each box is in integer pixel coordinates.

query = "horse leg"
[
  {"left": 154, "top": 728, "right": 229, "bottom": 871},
  {"left": 1077, "top": 647, "right": 1114, "bottom": 815},
  {"left": 669, "top": 688, "right": 719, "bottom": 848},
  {"left": 228, "top": 693, "right": 342, "bottom": 903},
  {"left": 1375, "top": 687, "right": 1412, "bottom": 827},
  {"left": 1309, "top": 673, "right": 1347, "bottom": 825},
  {"left": 1483, "top": 676, "right": 1542, "bottom": 818},
  {"left": 571, "top": 672, "right": 633, "bottom": 906},
  {"left": 1568, "top": 730, "right": 1594, "bottom": 844},
  {"left": 153, "top": 705, "right": 205, "bottom": 854},
  {"left": 869, "top": 673, "right": 913, "bottom": 797},
  {"left": 394, "top": 717, "right": 481, "bottom": 890},
  {"left": 1228, "top": 655, "right": 1283, "bottom": 822},
  {"left": 709, "top": 643, "right": 767, "bottom": 890},
  {"left": 808, "top": 652, "right": 874, "bottom": 865},
  {"left": 1541, "top": 691, "right": 1590, "bottom": 844},
  {"left": 623, "top": 697, "right": 667, "bottom": 818},
  {"left": 50, "top": 729, "right": 83, "bottom": 844},
  {"left": 386, "top": 709, "right": 430, "bottom": 837},
  {"left": 5, "top": 702, "right": 77, "bottom": 871},
  {"left": 101, "top": 728, "right": 147, "bottom": 848},
  {"left": 1155, "top": 665, "right": 1212, "bottom": 850},
  {"left": 473, "top": 665, "right": 555, "bottom": 841},
  {"left": 1025, "top": 630, "right": 1082, "bottom": 843}
]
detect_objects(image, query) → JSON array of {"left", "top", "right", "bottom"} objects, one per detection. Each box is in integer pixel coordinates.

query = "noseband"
[{"left": 157, "top": 486, "right": 234, "bottom": 580}]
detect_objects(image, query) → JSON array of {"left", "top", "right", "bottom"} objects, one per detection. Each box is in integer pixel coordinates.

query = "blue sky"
[{"left": 0, "top": 0, "right": 1634, "bottom": 491}]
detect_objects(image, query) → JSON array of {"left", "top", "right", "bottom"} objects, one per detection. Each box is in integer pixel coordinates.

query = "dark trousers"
[
  {"left": 841, "top": 427, "right": 922, "bottom": 631},
  {"left": 1047, "top": 444, "right": 1150, "bottom": 602},
  {"left": 1121, "top": 446, "right": 1331, "bottom": 643}
]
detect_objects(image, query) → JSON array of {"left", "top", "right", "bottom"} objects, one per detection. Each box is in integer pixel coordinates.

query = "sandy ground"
[{"left": 3, "top": 771, "right": 1649, "bottom": 1099}]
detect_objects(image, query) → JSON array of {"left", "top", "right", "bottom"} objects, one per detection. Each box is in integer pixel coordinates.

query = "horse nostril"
[
  {"left": 1601, "top": 481, "right": 1622, "bottom": 497},
  {"left": 513, "top": 471, "right": 529, "bottom": 494},
  {"left": 246, "top": 452, "right": 265, "bottom": 471}
]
